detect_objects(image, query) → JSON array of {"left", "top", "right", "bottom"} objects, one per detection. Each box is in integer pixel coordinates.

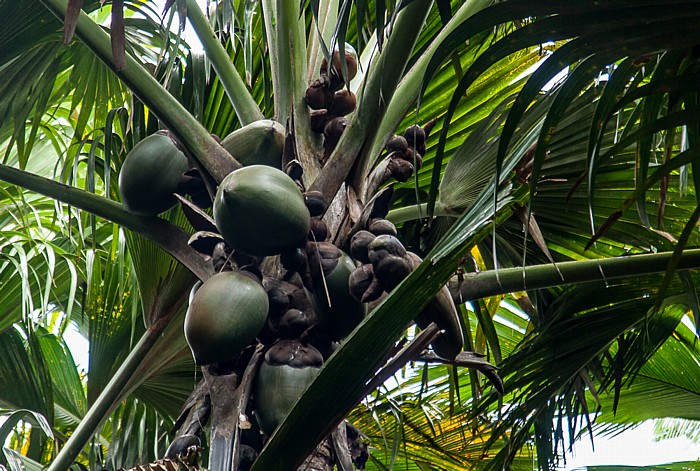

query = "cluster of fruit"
[
  {"left": 116, "top": 88, "right": 459, "bottom": 465},
  {"left": 382, "top": 122, "right": 433, "bottom": 182},
  {"left": 306, "top": 45, "right": 358, "bottom": 162},
  {"left": 348, "top": 224, "right": 463, "bottom": 359}
]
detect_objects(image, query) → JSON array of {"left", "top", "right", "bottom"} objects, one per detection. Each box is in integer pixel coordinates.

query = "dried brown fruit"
[
  {"left": 386, "top": 134, "right": 408, "bottom": 155},
  {"left": 305, "top": 79, "right": 334, "bottom": 110},
  {"left": 368, "top": 218, "right": 398, "bottom": 237},
  {"left": 331, "top": 89, "right": 357, "bottom": 116}
]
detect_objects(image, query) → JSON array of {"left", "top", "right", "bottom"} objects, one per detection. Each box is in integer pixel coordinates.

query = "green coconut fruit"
[
  {"left": 221, "top": 120, "right": 285, "bottom": 169},
  {"left": 214, "top": 165, "right": 310, "bottom": 256},
  {"left": 184, "top": 271, "right": 269, "bottom": 365},
  {"left": 118, "top": 133, "right": 189, "bottom": 216},
  {"left": 188, "top": 280, "right": 203, "bottom": 305},
  {"left": 308, "top": 246, "right": 367, "bottom": 340},
  {"left": 253, "top": 340, "right": 322, "bottom": 436}
]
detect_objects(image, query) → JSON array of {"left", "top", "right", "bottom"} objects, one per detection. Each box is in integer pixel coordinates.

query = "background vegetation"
[{"left": 1, "top": 0, "right": 700, "bottom": 469}]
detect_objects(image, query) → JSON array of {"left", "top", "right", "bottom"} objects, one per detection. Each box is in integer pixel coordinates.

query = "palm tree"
[{"left": 2, "top": 0, "right": 700, "bottom": 470}]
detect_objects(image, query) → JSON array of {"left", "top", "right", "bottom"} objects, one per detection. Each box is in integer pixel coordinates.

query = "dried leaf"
[
  {"left": 111, "top": 0, "right": 126, "bottom": 70},
  {"left": 63, "top": 0, "right": 84, "bottom": 44}
]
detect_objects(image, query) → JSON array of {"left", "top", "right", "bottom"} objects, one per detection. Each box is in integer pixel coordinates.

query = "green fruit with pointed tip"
[
  {"left": 253, "top": 340, "right": 322, "bottom": 435},
  {"left": 214, "top": 165, "right": 310, "bottom": 256},
  {"left": 118, "top": 133, "right": 189, "bottom": 216},
  {"left": 221, "top": 120, "right": 285, "bottom": 169},
  {"left": 184, "top": 271, "right": 269, "bottom": 365}
]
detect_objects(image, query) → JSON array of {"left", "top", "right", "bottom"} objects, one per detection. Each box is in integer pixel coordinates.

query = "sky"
[{"left": 562, "top": 421, "right": 698, "bottom": 470}]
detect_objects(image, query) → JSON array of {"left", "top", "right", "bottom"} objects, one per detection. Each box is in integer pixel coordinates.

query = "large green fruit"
[
  {"left": 184, "top": 271, "right": 269, "bottom": 365},
  {"left": 214, "top": 165, "right": 310, "bottom": 256},
  {"left": 253, "top": 340, "right": 322, "bottom": 436},
  {"left": 221, "top": 120, "right": 285, "bottom": 169},
  {"left": 118, "top": 133, "right": 188, "bottom": 216}
]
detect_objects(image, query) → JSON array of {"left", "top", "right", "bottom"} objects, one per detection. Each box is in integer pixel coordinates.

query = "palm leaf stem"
[
  {"left": 185, "top": 0, "right": 263, "bottom": 126},
  {"left": 455, "top": 248, "right": 700, "bottom": 302},
  {"left": 47, "top": 326, "right": 164, "bottom": 471},
  {"left": 309, "top": 0, "right": 433, "bottom": 205},
  {"left": 280, "top": 0, "right": 316, "bottom": 173},
  {"left": 387, "top": 202, "right": 455, "bottom": 223},
  {"left": 260, "top": 0, "right": 287, "bottom": 122},
  {"left": 40, "top": 0, "right": 241, "bottom": 184},
  {"left": 0, "top": 163, "right": 212, "bottom": 281}
]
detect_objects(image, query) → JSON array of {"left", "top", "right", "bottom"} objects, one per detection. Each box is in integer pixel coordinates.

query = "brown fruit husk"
[
  {"left": 304, "top": 190, "right": 328, "bottom": 216},
  {"left": 361, "top": 276, "right": 385, "bottom": 303},
  {"left": 387, "top": 157, "right": 414, "bottom": 182},
  {"left": 348, "top": 264, "right": 375, "bottom": 302},
  {"left": 280, "top": 246, "right": 308, "bottom": 273},
  {"left": 323, "top": 116, "right": 349, "bottom": 145},
  {"left": 372, "top": 254, "right": 412, "bottom": 293},
  {"left": 403, "top": 124, "right": 426, "bottom": 147},
  {"left": 267, "top": 286, "right": 290, "bottom": 316},
  {"left": 350, "top": 230, "right": 376, "bottom": 264},
  {"left": 331, "top": 89, "right": 357, "bottom": 117},
  {"left": 306, "top": 79, "right": 334, "bottom": 110},
  {"left": 402, "top": 148, "right": 423, "bottom": 170},
  {"left": 278, "top": 308, "right": 312, "bottom": 338},
  {"left": 323, "top": 116, "right": 349, "bottom": 162},
  {"left": 309, "top": 218, "right": 329, "bottom": 242},
  {"left": 386, "top": 134, "right": 408, "bottom": 155},
  {"left": 368, "top": 218, "right": 398, "bottom": 237},
  {"left": 367, "top": 234, "right": 407, "bottom": 264},
  {"left": 321, "top": 48, "right": 358, "bottom": 83},
  {"left": 266, "top": 339, "right": 324, "bottom": 367}
]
